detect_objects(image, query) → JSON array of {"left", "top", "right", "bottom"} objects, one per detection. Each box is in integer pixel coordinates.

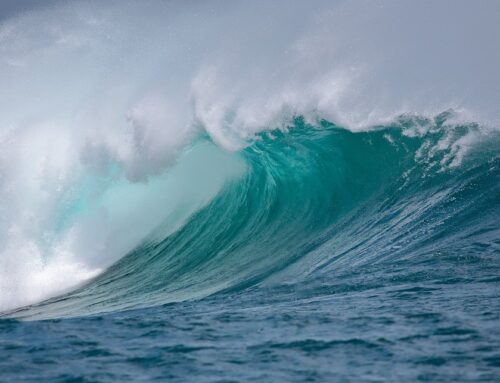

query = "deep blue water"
[
  {"left": 1, "top": 117, "right": 499, "bottom": 382},
  {"left": 1, "top": 276, "right": 499, "bottom": 382}
]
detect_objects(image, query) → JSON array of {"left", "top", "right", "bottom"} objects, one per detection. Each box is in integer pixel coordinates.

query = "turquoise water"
[{"left": 1, "top": 115, "right": 499, "bottom": 381}]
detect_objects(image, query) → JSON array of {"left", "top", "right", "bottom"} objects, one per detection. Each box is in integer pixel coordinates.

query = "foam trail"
[{"left": 0, "top": 0, "right": 499, "bottom": 311}]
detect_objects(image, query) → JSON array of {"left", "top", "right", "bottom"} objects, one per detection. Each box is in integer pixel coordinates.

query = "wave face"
[{"left": 5, "top": 114, "right": 499, "bottom": 319}]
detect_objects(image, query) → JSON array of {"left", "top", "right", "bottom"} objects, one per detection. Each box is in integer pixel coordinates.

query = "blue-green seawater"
[{"left": 1, "top": 116, "right": 499, "bottom": 382}]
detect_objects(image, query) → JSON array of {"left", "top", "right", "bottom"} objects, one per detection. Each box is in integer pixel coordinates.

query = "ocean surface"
[{"left": 1, "top": 1, "right": 499, "bottom": 382}]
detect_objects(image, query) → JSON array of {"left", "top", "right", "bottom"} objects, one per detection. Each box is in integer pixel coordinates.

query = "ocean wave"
[
  {"left": 4, "top": 115, "right": 499, "bottom": 319},
  {"left": 1, "top": 0, "right": 499, "bottom": 314}
]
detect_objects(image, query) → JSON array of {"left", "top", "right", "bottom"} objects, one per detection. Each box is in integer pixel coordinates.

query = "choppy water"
[{"left": 1, "top": 280, "right": 499, "bottom": 382}]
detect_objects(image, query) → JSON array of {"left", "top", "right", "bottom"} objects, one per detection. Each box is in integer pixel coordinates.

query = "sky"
[{"left": 0, "top": 0, "right": 66, "bottom": 20}]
